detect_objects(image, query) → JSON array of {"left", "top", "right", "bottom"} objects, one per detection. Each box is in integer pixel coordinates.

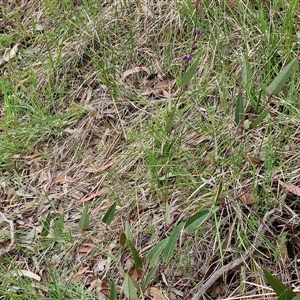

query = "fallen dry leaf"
[
  {"left": 122, "top": 66, "right": 150, "bottom": 81},
  {"left": 100, "top": 280, "right": 110, "bottom": 296},
  {"left": 23, "top": 153, "right": 41, "bottom": 160},
  {"left": 82, "top": 167, "right": 98, "bottom": 173},
  {"left": 245, "top": 155, "right": 264, "bottom": 165},
  {"left": 78, "top": 247, "right": 92, "bottom": 253},
  {"left": 38, "top": 169, "right": 51, "bottom": 184},
  {"left": 279, "top": 180, "right": 300, "bottom": 197},
  {"left": 52, "top": 175, "right": 72, "bottom": 184},
  {"left": 238, "top": 192, "right": 255, "bottom": 205},
  {"left": 148, "top": 287, "right": 167, "bottom": 300},
  {"left": 161, "top": 89, "right": 170, "bottom": 98},
  {"left": 77, "top": 266, "right": 89, "bottom": 275},
  {"left": 77, "top": 188, "right": 108, "bottom": 203},
  {"left": 13, "top": 270, "right": 41, "bottom": 281},
  {"left": 141, "top": 75, "right": 176, "bottom": 98},
  {"left": 0, "top": 43, "right": 20, "bottom": 68}
]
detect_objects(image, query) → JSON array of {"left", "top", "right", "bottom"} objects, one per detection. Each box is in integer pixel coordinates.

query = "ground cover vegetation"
[{"left": 0, "top": 0, "right": 299, "bottom": 299}]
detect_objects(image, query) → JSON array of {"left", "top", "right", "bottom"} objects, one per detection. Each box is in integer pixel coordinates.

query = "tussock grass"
[{"left": 0, "top": 0, "right": 299, "bottom": 299}]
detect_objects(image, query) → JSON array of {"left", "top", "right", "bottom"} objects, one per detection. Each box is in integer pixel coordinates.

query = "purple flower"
[
  {"left": 183, "top": 55, "right": 193, "bottom": 62},
  {"left": 196, "top": 28, "right": 205, "bottom": 35}
]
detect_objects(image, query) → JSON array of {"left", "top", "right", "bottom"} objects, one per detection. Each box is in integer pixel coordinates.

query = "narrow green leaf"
[
  {"left": 162, "top": 222, "right": 184, "bottom": 263},
  {"left": 141, "top": 265, "right": 159, "bottom": 291},
  {"left": 147, "top": 238, "right": 169, "bottom": 267},
  {"left": 79, "top": 203, "right": 90, "bottom": 230},
  {"left": 165, "top": 108, "right": 176, "bottom": 134},
  {"left": 102, "top": 202, "right": 116, "bottom": 225},
  {"left": 41, "top": 213, "right": 52, "bottom": 237},
  {"left": 263, "top": 269, "right": 297, "bottom": 298},
  {"left": 109, "top": 281, "right": 117, "bottom": 300},
  {"left": 243, "top": 54, "right": 252, "bottom": 85},
  {"left": 54, "top": 214, "right": 65, "bottom": 237},
  {"left": 250, "top": 107, "right": 271, "bottom": 129},
  {"left": 127, "top": 239, "right": 143, "bottom": 271},
  {"left": 179, "top": 57, "right": 200, "bottom": 87},
  {"left": 234, "top": 92, "right": 244, "bottom": 125},
  {"left": 278, "top": 290, "right": 292, "bottom": 300},
  {"left": 123, "top": 274, "right": 139, "bottom": 300},
  {"left": 125, "top": 221, "right": 132, "bottom": 241},
  {"left": 184, "top": 209, "right": 212, "bottom": 234},
  {"left": 214, "top": 181, "right": 223, "bottom": 204},
  {"left": 120, "top": 232, "right": 127, "bottom": 246},
  {"left": 266, "top": 58, "right": 298, "bottom": 95}
]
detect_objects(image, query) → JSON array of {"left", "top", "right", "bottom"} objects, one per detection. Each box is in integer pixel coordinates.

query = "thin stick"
[
  {"left": 191, "top": 208, "right": 280, "bottom": 300},
  {"left": 0, "top": 211, "right": 15, "bottom": 256}
]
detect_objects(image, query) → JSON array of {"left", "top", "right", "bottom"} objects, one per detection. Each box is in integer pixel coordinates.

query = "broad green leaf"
[
  {"left": 109, "top": 281, "right": 117, "bottom": 300},
  {"left": 234, "top": 92, "right": 244, "bottom": 125},
  {"left": 79, "top": 203, "right": 90, "bottom": 230},
  {"left": 162, "top": 222, "right": 184, "bottom": 263},
  {"left": 266, "top": 58, "right": 298, "bottom": 95},
  {"left": 263, "top": 269, "right": 296, "bottom": 298},
  {"left": 179, "top": 57, "right": 200, "bottom": 87},
  {"left": 102, "top": 202, "right": 116, "bottom": 225},
  {"left": 250, "top": 107, "right": 271, "bottom": 129},
  {"left": 147, "top": 238, "right": 169, "bottom": 267},
  {"left": 243, "top": 54, "right": 252, "bottom": 85},
  {"left": 123, "top": 274, "right": 139, "bottom": 300},
  {"left": 127, "top": 239, "right": 143, "bottom": 271},
  {"left": 292, "top": 296, "right": 300, "bottom": 300},
  {"left": 141, "top": 265, "right": 159, "bottom": 291},
  {"left": 184, "top": 209, "right": 212, "bottom": 234},
  {"left": 54, "top": 214, "right": 65, "bottom": 237},
  {"left": 278, "top": 289, "right": 293, "bottom": 300},
  {"left": 41, "top": 213, "right": 52, "bottom": 237}
]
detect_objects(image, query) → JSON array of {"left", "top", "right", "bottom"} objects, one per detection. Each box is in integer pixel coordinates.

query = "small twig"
[
  {"left": 191, "top": 208, "right": 281, "bottom": 300},
  {"left": 0, "top": 211, "right": 15, "bottom": 256}
]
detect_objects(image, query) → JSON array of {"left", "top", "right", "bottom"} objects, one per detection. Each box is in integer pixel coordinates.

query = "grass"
[{"left": 0, "top": 0, "right": 299, "bottom": 299}]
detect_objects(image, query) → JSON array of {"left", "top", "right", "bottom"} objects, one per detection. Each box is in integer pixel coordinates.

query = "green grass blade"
[
  {"left": 79, "top": 203, "right": 90, "bottom": 230},
  {"left": 179, "top": 57, "right": 200, "bottom": 87},
  {"left": 147, "top": 238, "right": 169, "bottom": 267},
  {"left": 41, "top": 213, "right": 52, "bottom": 237},
  {"left": 162, "top": 222, "right": 184, "bottom": 263},
  {"left": 109, "top": 281, "right": 117, "bottom": 300},
  {"left": 127, "top": 239, "right": 143, "bottom": 271},
  {"left": 263, "top": 269, "right": 296, "bottom": 298},
  {"left": 54, "top": 214, "right": 65, "bottom": 237},
  {"left": 123, "top": 274, "right": 139, "bottom": 300},
  {"left": 141, "top": 265, "right": 159, "bottom": 291},
  {"left": 243, "top": 54, "right": 252, "bottom": 85},
  {"left": 234, "top": 92, "right": 244, "bottom": 125},
  {"left": 266, "top": 58, "right": 298, "bottom": 95},
  {"left": 102, "top": 202, "right": 117, "bottom": 225},
  {"left": 250, "top": 107, "right": 271, "bottom": 129},
  {"left": 184, "top": 209, "right": 215, "bottom": 234}
]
